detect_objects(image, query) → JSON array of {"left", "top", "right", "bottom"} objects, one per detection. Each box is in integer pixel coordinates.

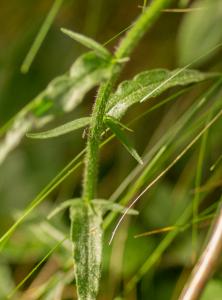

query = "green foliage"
[
  {"left": 106, "top": 69, "right": 215, "bottom": 119},
  {"left": 105, "top": 116, "right": 143, "bottom": 164},
  {"left": 27, "top": 117, "right": 90, "bottom": 139},
  {"left": 1, "top": 1, "right": 222, "bottom": 300},
  {"left": 70, "top": 204, "right": 103, "bottom": 300},
  {"left": 61, "top": 28, "right": 112, "bottom": 60}
]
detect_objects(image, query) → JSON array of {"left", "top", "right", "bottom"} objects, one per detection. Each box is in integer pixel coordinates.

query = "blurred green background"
[{"left": 0, "top": 0, "right": 222, "bottom": 299}]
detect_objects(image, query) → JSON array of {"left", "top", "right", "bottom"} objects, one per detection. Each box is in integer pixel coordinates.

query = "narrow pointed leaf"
[
  {"left": 27, "top": 117, "right": 90, "bottom": 139},
  {"left": 47, "top": 199, "right": 81, "bottom": 219},
  {"left": 104, "top": 116, "right": 133, "bottom": 132},
  {"left": 105, "top": 117, "right": 143, "bottom": 165},
  {"left": 48, "top": 198, "right": 138, "bottom": 219},
  {"left": 70, "top": 204, "right": 102, "bottom": 300},
  {"left": 106, "top": 68, "right": 217, "bottom": 119},
  {"left": 61, "top": 28, "right": 111, "bottom": 60},
  {"left": 0, "top": 51, "right": 112, "bottom": 164},
  {"left": 93, "top": 199, "right": 138, "bottom": 215}
]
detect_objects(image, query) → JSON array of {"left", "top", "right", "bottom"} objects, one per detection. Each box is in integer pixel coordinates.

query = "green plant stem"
[{"left": 82, "top": 0, "right": 172, "bottom": 204}]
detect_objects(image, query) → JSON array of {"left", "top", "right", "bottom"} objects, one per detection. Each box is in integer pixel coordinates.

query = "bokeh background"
[{"left": 0, "top": 0, "right": 222, "bottom": 299}]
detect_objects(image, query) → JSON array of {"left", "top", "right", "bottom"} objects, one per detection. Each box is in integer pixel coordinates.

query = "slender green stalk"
[
  {"left": 82, "top": 0, "right": 172, "bottom": 204},
  {"left": 192, "top": 115, "right": 210, "bottom": 260},
  {"left": 21, "top": 0, "right": 64, "bottom": 73}
]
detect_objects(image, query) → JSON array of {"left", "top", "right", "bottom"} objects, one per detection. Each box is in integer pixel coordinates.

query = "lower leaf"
[{"left": 70, "top": 204, "right": 103, "bottom": 300}]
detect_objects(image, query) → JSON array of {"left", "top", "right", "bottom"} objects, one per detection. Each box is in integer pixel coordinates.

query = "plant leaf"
[
  {"left": 178, "top": 0, "right": 222, "bottom": 67},
  {"left": 104, "top": 116, "right": 133, "bottom": 132},
  {"left": 0, "top": 51, "right": 112, "bottom": 164},
  {"left": 48, "top": 198, "right": 138, "bottom": 219},
  {"left": 105, "top": 116, "right": 143, "bottom": 165},
  {"left": 47, "top": 199, "right": 81, "bottom": 219},
  {"left": 27, "top": 117, "right": 91, "bottom": 139},
  {"left": 106, "top": 68, "right": 216, "bottom": 119},
  {"left": 70, "top": 204, "right": 102, "bottom": 300},
  {"left": 93, "top": 199, "right": 138, "bottom": 215},
  {"left": 61, "top": 28, "right": 112, "bottom": 60}
]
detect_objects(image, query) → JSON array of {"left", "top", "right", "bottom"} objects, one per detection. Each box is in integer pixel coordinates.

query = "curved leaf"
[
  {"left": 61, "top": 28, "right": 111, "bottom": 60},
  {"left": 106, "top": 68, "right": 216, "bottom": 119},
  {"left": 27, "top": 117, "right": 91, "bottom": 139}
]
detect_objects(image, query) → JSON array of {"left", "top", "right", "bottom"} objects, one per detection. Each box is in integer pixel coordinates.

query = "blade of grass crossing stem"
[
  {"left": 192, "top": 114, "right": 211, "bottom": 261},
  {"left": 21, "top": 0, "right": 64, "bottom": 73}
]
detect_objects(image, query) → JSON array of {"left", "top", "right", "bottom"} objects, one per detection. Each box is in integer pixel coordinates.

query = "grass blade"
[{"left": 21, "top": 0, "right": 65, "bottom": 73}]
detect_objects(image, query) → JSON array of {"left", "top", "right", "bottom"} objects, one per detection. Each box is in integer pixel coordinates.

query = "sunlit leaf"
[
  {"left": 27, "top": 117, "right": 91, "bottom": 139},
  {"left": 105, "top": 116, "right": 143, "bottom": 164},
  {"left": 61, "top": 28, "right": 112, "bottom": 60},
  {"left": 106, "top": 68, "right": 216, "bottom": 119}
]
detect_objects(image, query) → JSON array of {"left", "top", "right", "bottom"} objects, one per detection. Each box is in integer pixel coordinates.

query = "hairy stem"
[{"left": 82, "top": 0, "right": 172, "bottom": 203}]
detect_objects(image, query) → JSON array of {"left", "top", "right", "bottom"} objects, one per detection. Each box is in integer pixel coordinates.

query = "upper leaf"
[
  {"left": 61, "top": 28, "right": 112, "bottom": 60},
  {"left": 106, "top": 68, "right": 216, "bottom": 119}
]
